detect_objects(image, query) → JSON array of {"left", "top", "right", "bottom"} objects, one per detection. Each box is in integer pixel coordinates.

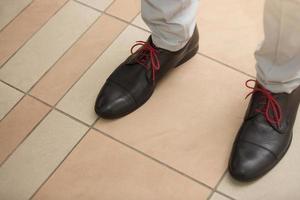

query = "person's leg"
[
  {"left": 255, "top": 0, "right": 300, "bottom": 93},
  {"left": 229, "top": 0, "right": 300, "bottom": 182},
  {"left": 141, "top": 0, "right": 198, "bottom": 51},
  {"left": 94, "top": 0, "right": 199, "bottom": 118}
]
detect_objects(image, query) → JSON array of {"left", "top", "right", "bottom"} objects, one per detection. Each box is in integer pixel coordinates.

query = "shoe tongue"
[
  {"left": 126, "top": 37, "right": 161, "bottom": 69},
  {"left": 148, "top": 36, "right": 167, "bottom": 51},
  {"left": 246, "top": 92, "right": 266, "bottom": 118},
  {"left": 246, "top": 91, "right": 290, "bottom": 133},
  {"left": 246, "top": 84, "right": 277, "bottom": 117},
  {"left": 148, "top": 37, "right": 158, "bottom": 49}
]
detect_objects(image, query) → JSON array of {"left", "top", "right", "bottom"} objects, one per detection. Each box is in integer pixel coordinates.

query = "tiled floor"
[{"left": 0, "top": 0, "right": 299, "bottom": 200}]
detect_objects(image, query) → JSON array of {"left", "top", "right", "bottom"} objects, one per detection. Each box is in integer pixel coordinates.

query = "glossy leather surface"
[
  {"left": 95, "top": 27, "right": 199, "bottom": 118},
  {"left": 229, "top": 84, "right": 300, "bottom": 181}
]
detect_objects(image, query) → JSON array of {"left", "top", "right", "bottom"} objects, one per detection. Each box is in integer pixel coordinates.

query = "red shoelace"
[
  {"left": 130, "top": 41, "right": 160, "bottom": 82},
  {"left": 245, "top": 79, "right": 282, "bottom": 128}
]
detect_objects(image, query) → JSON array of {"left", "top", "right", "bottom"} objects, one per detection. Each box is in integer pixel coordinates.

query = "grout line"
[
  {"left": 215, "top": 191, "right": 236, "bottom": 200},
  {"left": 54, "top": 108, "right": 92, "bottom": 127},
  {"left": 25, "top": 7, "right": 103, "bottom": 93},
  {"left": 0, "top": 79, "right": 26, "bottom": 94},
  {"left": 28, "top": 119, "right": 96, "bottom": 200},
  {"left": 74, "top": 0, "right": 150, "bottom": 33},
  {"left": 207, "top": 170, "right": 236, "bottom": 200},
  {"left": 73, "top": 0, "right": 107, "bottom": 12},
  {"left": 104, "top": 11, "right": 151, "bottom": 33},
  {"left": 0, "top": 80, "right": 27, "bottom": 123},
  {"left": 101, "top": 11, "right": 151, "bottom": 33},
  {"left": 209, "top": 191, "right": 236, "bottom": 200},
  {"left": 0, "top": 0, "right": 71, "bottom": 69},
  {"left": 207, "top": 170, "right": 227, "bottom": 199},
  {"left": 197, "top": 52, "right": 255, "bottom": 79},
  {"left": 0, "top": 0, "right": 34, "bottom": 33},
  {"left": 0, "top": 95, "right": 25, "bottom": 123},
  {"left": 0, "top": 106, "right": 52, "bottom": 168},
  {"left": 91, "top": 126, "right": 214, "bottom": 190},
  {"left": 106, "top": 0, "right": 116, "bottom": 10}
]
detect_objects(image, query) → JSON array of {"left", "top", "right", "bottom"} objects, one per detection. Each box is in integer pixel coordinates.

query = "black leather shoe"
[
  {"left": 229, "top": 79, "right": 300, "bottom": 182},
  {"left": 95, "top": 27, "right": 199, "bottom": 118}
]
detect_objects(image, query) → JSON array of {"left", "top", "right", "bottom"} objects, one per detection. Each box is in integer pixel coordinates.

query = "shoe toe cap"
[
  {"left": 95, "top": 81, "right": 136, "bottom": 118},
  {"left": 229, "top": 141, "right": 276, "bottom": 182}
]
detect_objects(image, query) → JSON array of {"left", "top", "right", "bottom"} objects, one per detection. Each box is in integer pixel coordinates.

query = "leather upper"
[{"left": 95, "top": 26, "right": 199, "bottom": 118}]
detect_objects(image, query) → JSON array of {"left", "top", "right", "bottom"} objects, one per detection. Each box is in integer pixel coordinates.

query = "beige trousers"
[
  {"left": 256, "top": 0, "right": 300, "bottom": 93},
  {"left": 141, "top": 0, "right": 199, "bottom": 51},
  {"left": 142, "top": 0, "right": 300, "bottom": 93}
]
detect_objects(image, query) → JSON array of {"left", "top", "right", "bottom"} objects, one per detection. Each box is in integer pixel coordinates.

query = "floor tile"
[
  {"left": 94, "top": 53, "right": 250, "bottom": 187},
  {"left": 197, "top": 0, "right": 264, "bottom": 76},
  {"left": 0, "top": 1, "right": 100, "bottom": 92},
  {"left": 210, "top": 193, "right": 231, "bottom": 200},
  {"left": 0, "top": 82, "right": 23, "bottom": 120},
  {"left": 0, "top": 110, "right": 88, "bottom": 200},
  {"left": 77, "top": 0, "right": 113, "bottom": 10},
  {"left": 0, "top": 0, "right": 68, "bottom": 67},
  {"left": 0, "top": 96, "right": 51, "bottom": 163},
  {"left": 30, "top": 15, "right": 127, "bottom": 106},
  {"left": 106, "top": 0, "right": 140, "bottom": 22},
  {"left": 132, "top": 13, "right": 150, "bottom": 31},
  {"left": 217, "top": 110, "right": 300, "bottom": 200},
  {"left": 57, "top": 25, "right": 149, "bottom": 125},
  {"left": 32, "top": 129, "right": 211, "bottom": 200},
  {"left": 0, "top": 0, "right": 32, "bottom": 30}
]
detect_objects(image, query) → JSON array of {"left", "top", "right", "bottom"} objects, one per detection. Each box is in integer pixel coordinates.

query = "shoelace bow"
[
  {"left": 245, "top": 79, "right": 282, "bottom": 128},
  {"left": 130, "top": 41, "right": 160, "bottom": 83}
]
